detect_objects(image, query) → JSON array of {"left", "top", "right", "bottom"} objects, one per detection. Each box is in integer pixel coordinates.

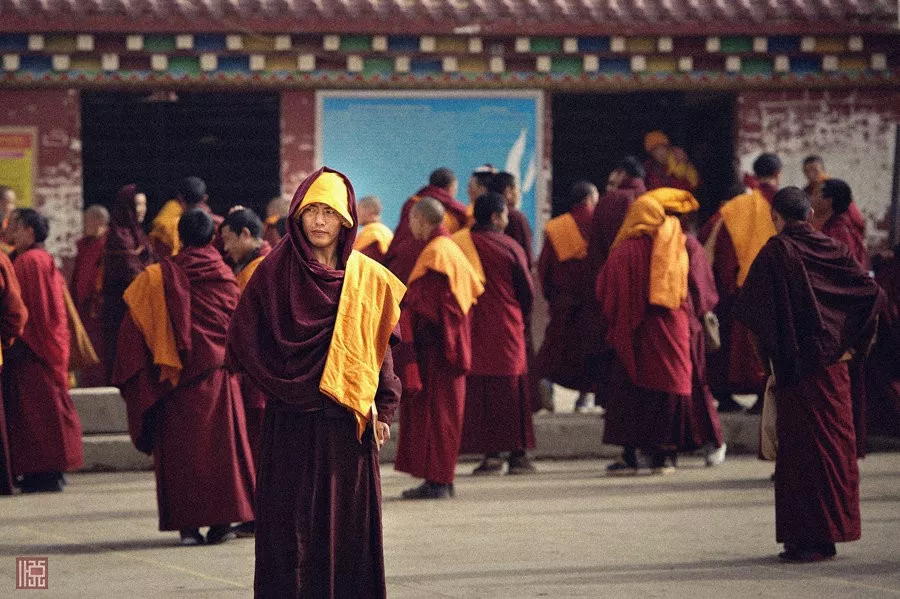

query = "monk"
[
  {"left": 597, "top": 189, "right": 723, "bottom": 474},
  {"left": 226, "top": 167, "right": 404, "bottom": 598},
  {"left": 802, "top": 155, "right": 867, "bottom": 253},
  {"left": 101, "top": 185, "right": 153, "bottom": 382},
  {"left": 0, "top": 185, "right": 18, "bottom": 250},
  {"left": 868, "top": 245, "right": 900, "bottom": 437},
  {"left": 811, "top": 178, "right": 872, "bottom": 455},
  {"left": 588, "top": 156, "right": 647, "bottom": 272},
  {"left": 5, "top": 209, "right": 83, "bottom": 492},
  {"left": 699, "top": 153, "right": 781, "bottom": 413},
  {"left": 383, "top": 167, "right": 468, "bottom": 283},
  {"left": 262, "top": 196, "right": 290, "bottom": 247},
  {"left": 395, "top": 197, "right": 484, "bottom": 499},
  {"left": 220, "top": 207, "right": 272, "bottom": 485},
  {"left": 149, "top": 176, "right": 223, "bottom": 258},
  {"left": 535, "top": 181, "right": 600, "bottom": 411},
  {"left": 0, "top": 249, "right": 28, "bottom": 495},
  {"left": 813, "top": 179, "right": 868, "bottom": 269},
  {"left": 488, "top": 171, "right": 535, "bottom": 268},
  {"left": 643, "top": 130, "right": 699, "bottom": 192},
  {"left": 455, "top": 192, "right": 536, "bottom": 475},
  {"left": 734, "top": 186, "right": 883, "bottom": 562},
  {"left": 353, "top": 195, "right": 394, "bottom": 262},
  {"left": 70, "top": 204, "right": 109, "bottom": 386},
  {"left": 466, "top": 165, "right": 497, "bottom": 206},
  {"left": 486, "top": 171, "right": 540, "bottom": 410},
  {"left": 114, "top": 209, "right": 255, "bottom": 546}
]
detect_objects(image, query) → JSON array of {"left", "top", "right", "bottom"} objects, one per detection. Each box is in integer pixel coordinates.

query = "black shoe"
[
  {"left": 715, "top": 395, "right": 745, "bottom": 413},
  {"left": 401, "top": 481, "right": 453, "bottom": 500},
  {"left": 206, "top": 524, "right": 236, "bottom": 545},
  {"left": 507, "top": 452, "right": 537, "bottom": 475},
  {"left": 650, "top": 453, "right": 677, "bottom": 475},
  {"left": 179, "top": 529, "right": 205, "bottom": 546},
  {"left": 232, "top": 521, "right": 255, "bottom": 538},
  {"left": 20, "top": 472, "right": 64, "bottom": 493},
  {"left": 472, "top": 455, "right": 505, "bottom": 476}
]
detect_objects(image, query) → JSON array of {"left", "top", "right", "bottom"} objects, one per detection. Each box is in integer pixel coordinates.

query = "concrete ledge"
[
  {"left": 81, "top": 434, "right": 153, "bottom": 472},
  {"left": 71, "top": 387, "right": 128, "bottom": 434}
]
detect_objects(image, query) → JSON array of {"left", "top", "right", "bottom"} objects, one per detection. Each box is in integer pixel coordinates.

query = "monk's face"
[
  {"left": 409, "top": 210, "right": 433, "bottom": 241},
  {"left": 803, "top": 161, "right": 825, "bottom": 185},
  {"left": 7, "top": 213, "right": 33, "bottom": 252},
  {"left": 467, "top": 176, "right": 487, "bottom": 204},
  {"left": 134, "top": 193, "right": 147, "bottom": 223},
  {"left": 83, "top": 214, "right": 106, "bottom": 238},
  {"left": 504, "top": 182, "right": 520, "bottom": 210},
  {"left": 221, "top": 224, "right": 253, "bottom": 263},
  {"left": 650, "top": 145, "right": 668, "bottom": 164},
  {"left": 1, "top": 190, "right": 16, "bottom": 217},
  {"left": 300, "top": 202, "right": 342, "bottom": 250},
  {"left": 607, "top": 168, "right": 625, "bottom": 190},
  {"left": 771, "top": 208, "right": 786, "bottom": 233}
]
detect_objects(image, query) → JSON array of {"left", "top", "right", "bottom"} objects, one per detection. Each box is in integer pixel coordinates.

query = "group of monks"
[{"left": 0, "top": 126, "right": 897, "bottom": 595}]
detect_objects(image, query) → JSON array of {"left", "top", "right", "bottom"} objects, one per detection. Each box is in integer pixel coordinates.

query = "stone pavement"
[{"left": 2, "top": 454, "right": 899, "bottom": 598}]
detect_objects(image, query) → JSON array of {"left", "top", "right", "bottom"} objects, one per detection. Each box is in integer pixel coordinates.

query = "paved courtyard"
[{"left": 2, "top": 454, "right": 899, "bottom": 598}]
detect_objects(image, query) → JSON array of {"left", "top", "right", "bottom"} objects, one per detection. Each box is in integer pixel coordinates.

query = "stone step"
[
  {"left": 81, "top": 434, "right": 153, "bottom": 472},
  {"left": 77, "top": 410, "right": 763, "bottom": 472},
  {"left": 71, "top": 387, "right": 128, "bottom": 434}
]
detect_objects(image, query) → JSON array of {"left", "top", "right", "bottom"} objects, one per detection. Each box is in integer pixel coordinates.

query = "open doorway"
[
  {"left": 81, "top": 91, "right": 281, "bottom": 221},
  {"left": 551, "top": 91, "right": 737, "bottom": 222}
]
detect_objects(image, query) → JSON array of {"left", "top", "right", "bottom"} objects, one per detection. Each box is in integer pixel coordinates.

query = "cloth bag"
[{"left": 759, "top": 373, "right": 777, "bottom": 461}]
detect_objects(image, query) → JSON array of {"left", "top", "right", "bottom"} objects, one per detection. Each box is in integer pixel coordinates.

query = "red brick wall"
[
  {"left": 737, "top": 89, "right": 899, "bottom": 250},
  {"left": 280, "top": 90, "right": 317, "bottom": 198},
  {"left": 0, "top": 88, "right": 82, "bottom": 266}
]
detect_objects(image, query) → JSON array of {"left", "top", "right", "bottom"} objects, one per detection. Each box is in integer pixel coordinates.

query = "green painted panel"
[
  {"left": 143, "top": 35, "right": 176, "bottom": 52},
  {"left": 339, "top": 36, "right": 372, "bottom": 52},
  {"left": 530, "top": 37, "right": 562, "bottom": 53},
  {"left": 551, "top": 57, "right": 582, "bottom": 75},
  {"left": 720, "top": 37, "right": 753, "bottom": 53}
]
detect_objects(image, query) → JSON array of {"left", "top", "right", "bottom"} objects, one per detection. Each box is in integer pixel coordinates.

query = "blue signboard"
[{"left": 318, "top": 92, "right": 542, "bottom": 239}]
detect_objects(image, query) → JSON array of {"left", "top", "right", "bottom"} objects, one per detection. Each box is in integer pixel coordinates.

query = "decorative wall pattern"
[{"left": 1, "top": 33, "right": 896, "bottom": 87}]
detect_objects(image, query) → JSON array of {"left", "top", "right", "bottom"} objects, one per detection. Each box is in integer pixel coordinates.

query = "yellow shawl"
[
  {"left": 148, "top": 199, "right": 183, "bottom": 256},
  {"left": 408, "top": 235, "right": 484, "bottom": 314},
  {"left": 450, "top": 228, "right": 487, "bottom": 284},
  {"left": 319, "top": 251, "right": 406, "bottom": 440},
  {"left": 612, "top": 188, "right": 700, "bottom": 310},
  {"left": 122, "top": 264, "right": 182, "bottom": 386},
  {"left": 545, "top": 212, "right": 588, "bottom": 262},
  {"left": 719, "top": 188, "right": 777, "bottom": 287},
  {"left": 353, "top": 222, "right": 394, "bottom": 255}
]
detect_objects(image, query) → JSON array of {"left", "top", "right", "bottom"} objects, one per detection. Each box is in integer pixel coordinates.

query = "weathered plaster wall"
[
  {"left": 0, "top": 88, "right": 82, "bottom": 264},
  {"left": 279, "top": 90, "right": 316, "bottom": 198},
  {"left": 737, "top": 89, "right": 899, "bottom": 250}
]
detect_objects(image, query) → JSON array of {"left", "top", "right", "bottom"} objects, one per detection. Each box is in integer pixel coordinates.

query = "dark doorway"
[
  {"left": 551, "top": 91, "right": 737, "bottom": 222},
  {"left": 81, "top": 91, "right": 281, "bottom": 221}
]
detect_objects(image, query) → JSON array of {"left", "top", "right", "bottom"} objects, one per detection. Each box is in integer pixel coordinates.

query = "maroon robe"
[
  {"left": 588, "top": 177, "right": 647, "bottom": 273},
  {"left": 226, "top": 167, "right": 401, "bottom": 599},
  {"left": 868, "top": 250, "right": 900, "bottom": 436},
  {"left": 5, "top": 245, "right": 83, "bottom": 477},
  {"left": 114, "top": 245, "right": 255, "bottom": 531},
  {"left": 0, "top": 252, "right": 28, "bottom": 494},
  {"left": 820, "top": 208, "right": 870, "bottom": 455},
  {"left": 698, "top": 182, "right": 777, "bottom": 395},
  {"left": 460, "top": 228, "right": 536, "bottom": 454},
  {"left": 395, "top": 230, "right": 473, "bottom": 485},
  {"left": 70, "top": 233, "right": 107, "bottom": 386},
  {"left": 505, "top": 207, "right": 534, "bottom": 270},
  {"left": 233, "top": 242, "right": 273, "bottom": 466},
  {"left": 359, "top": 240, "right": 386, "bottom": 262},
  {"left": 535, "top": 202, "right": 602, "bottom": 392},
  {"left": 102, "top": 185, "right": 154, "bottom": 382},
  {"left": 596, "top": 235, "right": 720, "bottom": 452},
  {"left": 383, "top": 185, "right": 468, "bottom": 284},
  {"left": 735, "top": 221, "right": 883, "bottom": 549}
]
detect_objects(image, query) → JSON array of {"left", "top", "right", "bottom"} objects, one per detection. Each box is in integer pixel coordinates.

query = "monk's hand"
[{"left": 375, "top": 421, "right": 390, "bottom": 449}]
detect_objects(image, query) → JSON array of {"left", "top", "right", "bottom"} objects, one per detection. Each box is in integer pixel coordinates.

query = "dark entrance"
[
  {"left": 81, "top": 91, "right": 281, "bottom": 221},
  {"left": 551, "top": 91, "right": 737, "bottom": 222}
]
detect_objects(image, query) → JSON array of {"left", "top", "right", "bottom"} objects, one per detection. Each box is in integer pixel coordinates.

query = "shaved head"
[
  {"left": 84, "top": 204, "right": 110, "bottom": 224},
  {"left": 412, "top": 196, "right": 445, "bottom": 226}
]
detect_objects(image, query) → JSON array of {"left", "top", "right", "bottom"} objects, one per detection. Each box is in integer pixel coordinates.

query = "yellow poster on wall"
[{"left": 0, "top": 127, "right": 37, "bottom": 208}]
